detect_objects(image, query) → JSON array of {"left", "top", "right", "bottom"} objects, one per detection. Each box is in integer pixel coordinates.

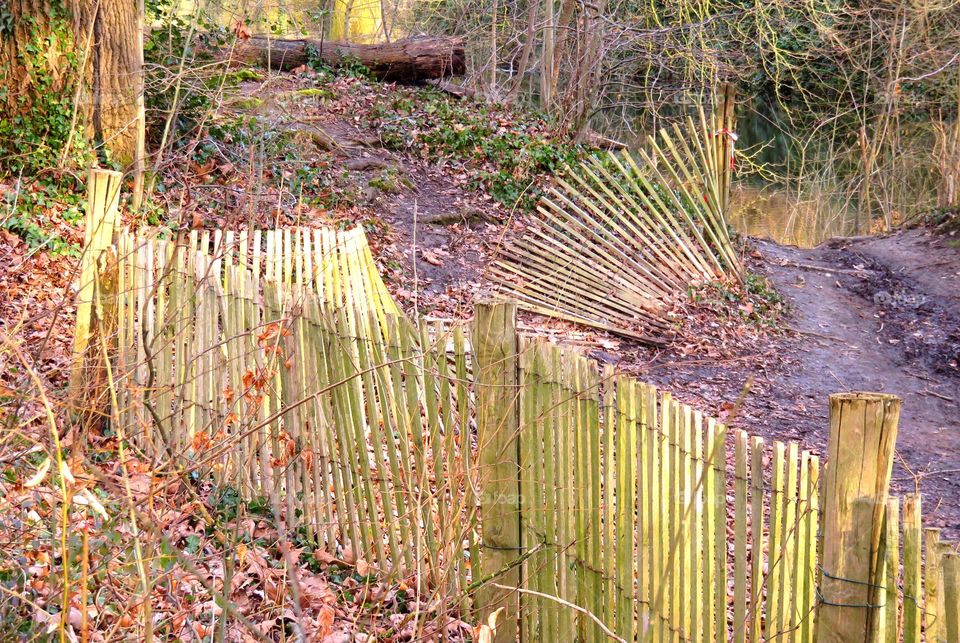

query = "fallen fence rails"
[
  {"left": 489, "top": 103, "right": 744, "bottom": 343},
  {"left": 83, "top": 225, "right": 960, "bottom": 641}
]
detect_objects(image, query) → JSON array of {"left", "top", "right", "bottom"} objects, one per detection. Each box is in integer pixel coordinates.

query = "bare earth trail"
[
  {"left": 761, "top": 231, "right": 960, "bottom": 529},
  {"left": 641, "top": 229, "right": 960, "bottom": 535}
]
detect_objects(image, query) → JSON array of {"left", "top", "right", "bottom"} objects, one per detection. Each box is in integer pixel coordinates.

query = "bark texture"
[
  {"left": 0, "top": 0, "right": 144, "bottom": 167},
  {"left": 229, "top": 36, "right": 466, "bottom": 82}
]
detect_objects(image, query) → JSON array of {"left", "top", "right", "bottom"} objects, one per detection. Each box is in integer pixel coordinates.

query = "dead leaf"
[
  {"left": 474, "top": 607, "right": 505, "bottom": 643},
  {"left": 233, "top": 21, "right": 251, "bottom": 39},
  {"left": 421, "top": 249, "right": 443, "bottom": 266}
]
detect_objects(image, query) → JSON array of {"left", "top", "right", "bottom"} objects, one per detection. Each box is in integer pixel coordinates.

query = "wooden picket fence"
[
  {"left": 83, "top": 223, "right": 960, "bottom": 641},
  {"left": 106, "top": 225, "right": 478, "bottom": 611}
]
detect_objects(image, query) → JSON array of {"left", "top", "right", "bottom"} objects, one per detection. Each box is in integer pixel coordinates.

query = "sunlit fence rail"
[{"left": 77, "top": 217, "right": 960, "bottom": 640}]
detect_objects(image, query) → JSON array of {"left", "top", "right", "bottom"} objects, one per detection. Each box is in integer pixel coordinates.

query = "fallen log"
[{"left": 229, "top": 36, "right": 465, "bottom": 83}]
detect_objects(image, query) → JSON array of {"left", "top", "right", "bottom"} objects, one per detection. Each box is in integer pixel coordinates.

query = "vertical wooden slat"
[
  {"left": 884, "top": 498, "right": 901, "bottom": 643},
  {"left": 635, "top": 383, "right": 650, "bottom": 639},
  {"left": 942, "top": 552, "right": 960, "bottom": 643},
  {"left": 664, "top": 394, "right": 679, "bottom": 642},
  {"left": 453, "top": 324, "right": 476, "bottom": 617},
  {"left": 902, "top": 494, "right": 922, "bottom": 643},
  {"left": 799, "top": 454, "right": 820, "bottom": 642},
  {"left": 711, "top": 421, "right": 727, "bottom": 641},
  {"left": 767, "top": 441, "right": 786, "bottom": 641},
  {"left": 602, "top": 365, "right": 617, "bottom": 636},
  {"left": 660, "top": 395, "right": 675, "bottom": 643},
  {"left": 556, "top": 354, "right": 575, "bottom": 639},
  {"left": 585, "top": 358, "right": 603, "bottom": 642},
  {"left": 750, "top": 436, "right": 765, "bottom": 643},
  {"left": 926, "top": 528, "right": 943, "bottom": 642},
  {"left": 518, "top": 338, "right": 539, "bottom": 639},
  {"left": 644, "top": 384, "right": 661, "bottom": 641},
  {"left": 690, "top": 410, "right": 704, "bottom": 643},
  {"left": 677, "top": 404, "right": 692, "bottom": 641},
  {"left": 732, "top": 431, "right": 748, "bottom": 643},
  {"left": 616, "top": 376, "right": 637, "bottom": 642},
  {"left": 543, "top": 346, "right": 561, "bottom": 641},
  {"left": 780, "top": 442, "right": 800, "bottom": 639},
  {"left": 574, "top": 358, "right": 590, "bottom": 642}
]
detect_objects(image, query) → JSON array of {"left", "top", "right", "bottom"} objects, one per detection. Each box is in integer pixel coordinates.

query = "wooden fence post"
[
  {"left": 70, "top": 168, "right": 123, "bottom": 394},
  {"left": 473, "top": 301, "right": 521, "bottom": 642},
  {"left": 816, "top": 392, "right": 901, "bottom": 642},
  {"left": 716, "top": 82, "right": 736, "bottom": 216}
]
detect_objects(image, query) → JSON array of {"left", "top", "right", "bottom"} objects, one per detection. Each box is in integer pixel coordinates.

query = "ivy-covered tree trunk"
[{"left": 0, "top": 0, "right": 144, "bottom": 175}]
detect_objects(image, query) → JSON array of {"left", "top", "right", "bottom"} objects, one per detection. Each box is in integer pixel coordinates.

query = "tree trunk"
[
  {"left": 0, "top": 0, "right": 144, "bottom": 171},
  {"left": 330, "top": 0, "right": 384, "bottom": 43},
  {"left": 228, "top": 36, "right": 465, "bottom": 83}
]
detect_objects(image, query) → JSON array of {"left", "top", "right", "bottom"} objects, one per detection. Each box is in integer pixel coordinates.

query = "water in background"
[
  {"left": 727, "top": 99, "right": 862, "bottom": 247},
  {"left": 592, "top": 97, "right": 864, "bottom": 248}
]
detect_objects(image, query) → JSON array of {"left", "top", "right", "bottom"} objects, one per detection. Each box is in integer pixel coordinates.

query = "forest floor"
[
  {"left": 1, "top": 70, "right": 958, "bottom": 637},
  {"left": 4, "top": 72, "right": 957, "bottom": 535}
]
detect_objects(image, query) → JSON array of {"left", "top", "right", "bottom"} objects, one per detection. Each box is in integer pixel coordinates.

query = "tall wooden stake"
[
  {"left": 717, "top": 82, "right": 736, "bottom": 217},
  {"left": 70, "top": 169, "right": 123, "bottom": 397},
  {"left": 816, "top": 392, "right": 901, "bottom": 642},
  {"left": 473, "top": 301, "right": 521, "bottom": 642}
]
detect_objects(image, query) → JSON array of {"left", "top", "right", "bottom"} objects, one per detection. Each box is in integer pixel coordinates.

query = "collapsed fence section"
[{"left": 88, "top": 228, "right": 960, "bottom": 641}]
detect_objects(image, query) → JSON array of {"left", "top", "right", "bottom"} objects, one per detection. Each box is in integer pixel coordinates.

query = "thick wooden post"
[
  {"left": 70, "top": 168, "right": 123, "bottom": 393},
  {"left": 473, "top": 301, "right": 521, "bottom": 642},
  {"left": 816, "top": 392, "right": 901, "bottom": 642}
]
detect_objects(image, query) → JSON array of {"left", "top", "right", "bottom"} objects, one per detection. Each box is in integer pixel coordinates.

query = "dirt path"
[
  {"left": 636, "top": 229, "right": 960, "bottom": 534},
  {"left": 762, "top": 231, "right": 960, "bottom": 530}
]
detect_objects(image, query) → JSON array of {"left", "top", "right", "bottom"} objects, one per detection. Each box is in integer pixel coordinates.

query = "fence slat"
[
  {"left": 644, "top": 385, "right": 661, "bottom": 642},
  {"left": 926, "top": 528, "right": 942, "bottom": 642},
  {"left": 780, "top": 442, "right": 799, "bottom": 639},
  {"left": 584, "top": 358, "right": 603, "bottom": 642},
  {"left": 519, "top": 339, "right": 540, "bottom": 640},
  {"left": 710, "top": 420, "right": 727, "bottom": 641},
  {"left": 800, "top": 453, "right": 820, "bottom": 642},
  {"left": 884, "top": 498, "right": 901, "bottom": 643},
  {"left": 750, "top": 436, "right": 765, "bottom": 643},
  {"left": 690, "top": 410, "right": 704, "bottom": 643},
  {"left": 602, "top": 365, "right": 617, "bottom": 636},
  {"left": 616, "top": 376, "right": 637, "bottom": 641},
  {"left": 732, "top": 431, "right": 748, "bottom": 643},
  {"left": 943, "top": 552, "right": 960, "bottom": 642},
  {"left": 768, "top": 441, "right": 786, "bottom": 641},
  {"left": 556, "top": 354, "right": 575, "bottom": 639},
  {"left": 902, "top": 494, "right": 923, "bottom": 643}
]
